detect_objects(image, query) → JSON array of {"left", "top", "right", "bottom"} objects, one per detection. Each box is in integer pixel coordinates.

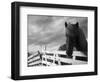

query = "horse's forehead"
[
  {"left": 68, "top": 23, "right": 79, "bottom": 29},
  {"left": 65, "top": 23, "right": 79, "bottom": 37},
  {"left": 67, "top": 24, "right": 75, "bottom": 29}
]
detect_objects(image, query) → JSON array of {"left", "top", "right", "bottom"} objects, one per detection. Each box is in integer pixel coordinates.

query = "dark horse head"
[{"left": 65, "top": 22, "right": 87, "bottom": 57}]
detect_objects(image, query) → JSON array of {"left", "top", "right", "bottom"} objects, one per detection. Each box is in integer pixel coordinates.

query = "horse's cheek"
[{"left": 65, "top": 29, "right": 70, "bottom": 35}]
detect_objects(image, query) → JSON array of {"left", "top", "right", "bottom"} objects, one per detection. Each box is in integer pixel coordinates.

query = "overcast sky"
[{"left": 27, "top": 15, "right": 87, "bottom": 53}]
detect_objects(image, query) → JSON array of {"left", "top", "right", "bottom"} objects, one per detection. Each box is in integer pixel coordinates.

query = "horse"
[{"left": 59, "top": 22, "right": 87, "bottom": 58}]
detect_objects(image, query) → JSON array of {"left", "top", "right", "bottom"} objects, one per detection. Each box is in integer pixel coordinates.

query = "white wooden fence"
[
  {"left": 27, "top": 51, "right": 42, "bottom": 67},
  {"left": 27, "top": 50, "right": 87, "bottom": 67}
]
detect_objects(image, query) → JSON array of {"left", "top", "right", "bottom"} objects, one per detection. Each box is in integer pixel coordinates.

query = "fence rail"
[{"left": 27, "top": 50, "right": 87, "bottom": 67}]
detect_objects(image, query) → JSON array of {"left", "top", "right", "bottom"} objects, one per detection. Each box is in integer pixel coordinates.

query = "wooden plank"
[
  {"left": 28, "top": 56, "right": 40, "bottom": 63},
  {"left": 41, "top": 50, "right": 66, "bottom": 55},
  {"left": 73, "top": 51, "right": 87, "bottom": 57},
  {"left": 42, "top": 60, "right": 57, "bottom": 66},
  {"left": 28, "top": 59, "right": 41, "bottom": 66},
  {"left": 59, "top": 57, "right": 87, "bottom": 65},
  {"left": 28, "top": 63, "right": 42, "bottom": 67},
  {"left": 42, "top": 51, "right": 87, "bottom": 57},
  {"left": 42, "top": 55, "right": 87, "bottom": 65},
  {"left": 28, "top": 52, "right": 39, "bottom": 59},
  {"left": 60, "top": 62, "right": 72, "bottom": 65}
]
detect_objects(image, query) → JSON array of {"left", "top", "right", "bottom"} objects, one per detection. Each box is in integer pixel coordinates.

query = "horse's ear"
[
  {"left": 76, "top": 22, "right": 79, "bottom": 27},
  {"left": 65, "top": 22, "right": 67, "bottom": 27}
]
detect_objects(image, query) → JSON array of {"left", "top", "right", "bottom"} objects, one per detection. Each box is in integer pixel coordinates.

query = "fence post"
[
  {"left": 73, "top": 56, "right": 75, "bottom": 60},
  {"left": 53, "top": 53, "right": 55, "bottom": 65},
  {"left": 57, "top": 54, "right": 61, "bottom": 65}
]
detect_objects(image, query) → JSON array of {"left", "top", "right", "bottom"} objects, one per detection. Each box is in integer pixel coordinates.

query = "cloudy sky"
[{"left": 27, "top": 15, "right": 87, "bottom": 53}]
